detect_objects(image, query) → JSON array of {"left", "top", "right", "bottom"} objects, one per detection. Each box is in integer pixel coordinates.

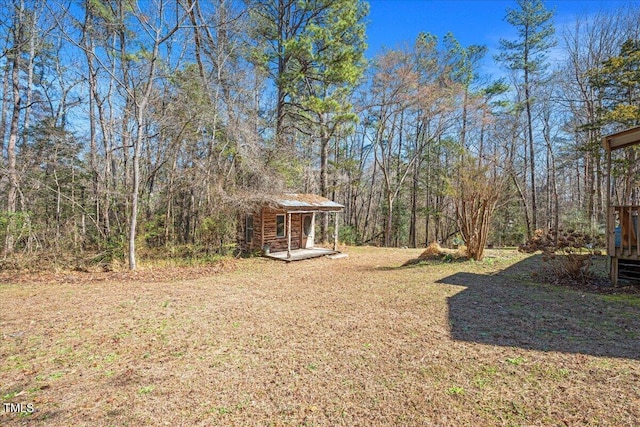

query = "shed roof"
[
  {"left": 603, "top": 126, "right": 640, "bottom": 151},
  {"left": 268, "top": 193, "right": 344, "bottom": 212}
]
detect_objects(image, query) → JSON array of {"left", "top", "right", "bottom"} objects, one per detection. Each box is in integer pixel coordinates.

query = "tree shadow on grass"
[{"left": 440, "top": 255, "right": 640, "bottom": 360}]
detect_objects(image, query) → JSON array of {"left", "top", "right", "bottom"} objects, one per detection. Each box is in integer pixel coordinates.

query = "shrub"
[
  {"left": 199, "top": 211, "right": 237, "bottom": 255},
  {"left": 522, "top": 228, "right": 602, "bottom": 286},
  {"left": 338, "top": 225, "right": 359, "bottom": 245},
  {"left": 450, "top": 156, "right": 507, "bottom": 261},
  {"left": 538, "top": 248, "right": 595, "bottom": 285}
]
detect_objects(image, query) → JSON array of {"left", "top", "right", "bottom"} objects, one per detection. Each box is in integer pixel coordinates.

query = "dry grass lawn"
[{"left": 1, "top": 247, "right": 639, "bottom": 426}]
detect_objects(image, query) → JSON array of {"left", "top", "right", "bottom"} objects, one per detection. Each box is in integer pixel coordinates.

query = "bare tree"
[
  {"left": 3, "top": 0, "right": 27, "bottom": 256},
  {"left": 453, "top": 156, "right": 506, "bottom": 260}
]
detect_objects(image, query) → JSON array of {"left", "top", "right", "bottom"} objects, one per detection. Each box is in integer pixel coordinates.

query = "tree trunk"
[
  {"left": 129, "top": 120, "right": 142, "bottom": 270},
  {"left": 525, "top": 78, "right": 537, "bottom": 232},
  {"left": 0, "top": 62, "right": 10, "bottom": 165},
  {"left": 82, "top": 9, "right": 103, "bottom": 242},
  {"left": 319, "top": 119, "right": 329, "bottom": 242},
  {"left": 511, "top": 170, "right": 532, "bottom": 241},
  {"left": 22, "top": 5, "right": 37, "bottom": 135},
  {"left": 409, "top": 160, "right": 418, "bottom": 248},
  {"left": 275, "top": 0, "right": 286, "bottom": 148},
  {"left": 385, "top": 191, "right": 393, "bottom": 247},
  {"left": 4, "top": 35, "right": 21, "bottom": 256}
]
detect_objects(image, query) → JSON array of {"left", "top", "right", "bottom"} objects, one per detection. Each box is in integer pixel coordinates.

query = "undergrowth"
[
  {"left": 0, "top": 244, "right": 231, "bottom": 273},
  {"left": 533, "top": 248, "right": 597, "bottom": 286}
]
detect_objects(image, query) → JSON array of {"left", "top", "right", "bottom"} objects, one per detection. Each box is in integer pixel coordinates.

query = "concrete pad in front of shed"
[{"left": 326, "top": 253, "right": 348, "bottom": 260}]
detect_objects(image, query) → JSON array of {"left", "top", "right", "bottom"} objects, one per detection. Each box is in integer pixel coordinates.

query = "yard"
[{"left": 1, "top": 247, "right": 639, "bottom": 426}]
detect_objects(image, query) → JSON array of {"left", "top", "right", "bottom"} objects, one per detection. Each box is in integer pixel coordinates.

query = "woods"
[{"left": 1, "top": 0, "right": 640, "bottom": 269}]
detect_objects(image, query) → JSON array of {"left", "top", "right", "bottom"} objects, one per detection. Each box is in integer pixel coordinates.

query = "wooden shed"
[
  {"left": 238, "top": 193, "right": 344, "bottom": 261},
  {"left": 603, "top": 127, "right": 640, "bottom": 284}
]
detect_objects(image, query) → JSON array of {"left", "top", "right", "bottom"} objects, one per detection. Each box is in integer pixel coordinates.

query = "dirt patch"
[{"left": 1, "top": 247, "right": 639, "bottom": 426}]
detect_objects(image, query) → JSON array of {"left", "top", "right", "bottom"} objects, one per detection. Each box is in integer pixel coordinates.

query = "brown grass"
[{"left": 1, "top": 247, "right": 639, "bottom": 426}]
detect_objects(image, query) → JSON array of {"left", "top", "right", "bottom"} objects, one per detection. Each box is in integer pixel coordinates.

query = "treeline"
[{"left": 0, "top": 0, "right": 639, "bottom": 269}]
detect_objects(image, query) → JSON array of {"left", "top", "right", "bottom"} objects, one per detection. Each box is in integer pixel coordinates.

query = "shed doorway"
[{"left": 301, "top": 213, "right": 314, "bottom": 249}]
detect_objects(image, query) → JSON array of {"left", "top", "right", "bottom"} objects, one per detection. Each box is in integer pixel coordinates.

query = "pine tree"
[
  {"left": 588, "top": 38, "right": 640, "bottom": 128},
  {"left": 496, "top": 0, "right": 555, "bottom": 237},
  {"left": 248, "top": 0, "right": 367, "bottom": 240}
]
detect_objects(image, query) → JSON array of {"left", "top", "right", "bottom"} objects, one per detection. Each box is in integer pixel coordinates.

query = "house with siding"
[{"left": 238, "top": 193, "right": 344, "bottom": 261}]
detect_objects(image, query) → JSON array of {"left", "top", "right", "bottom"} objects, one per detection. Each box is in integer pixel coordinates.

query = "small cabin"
[
  {"left": 238, "top": 193, "right": 344, "bottom": 261},
  {"left": 603, "top": 128, "right": 640, "bottom": 284}
]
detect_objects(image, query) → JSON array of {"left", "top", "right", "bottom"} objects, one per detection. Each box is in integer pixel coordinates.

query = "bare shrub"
[
  {"left": 520, "top": 228, "right": 602, "bottom": 286},
  {"left": 538, "top": 248, "right": 595, "bottom": 285},
  {"left": 451, "top": 157, "right": 507, "bottom": 261}
]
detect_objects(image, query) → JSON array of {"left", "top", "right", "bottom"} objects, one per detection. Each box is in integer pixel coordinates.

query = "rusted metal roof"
[{"left": 270, "top": 193, "right": 344, "bottom": 211}]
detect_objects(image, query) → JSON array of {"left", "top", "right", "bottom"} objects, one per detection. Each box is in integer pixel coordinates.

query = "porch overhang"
[
  {"left": 603, "top": 127, "right": 640, "bottom": 285},
  {"left": 602, "top": 126, "right": 640, "bottom": 151},
  {"left": 270, "top": 193, "right": 344, "bottom": 213}
]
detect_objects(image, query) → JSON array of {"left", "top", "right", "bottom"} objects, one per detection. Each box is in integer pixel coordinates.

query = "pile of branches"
[
  {"left": 402, "top": 242, "right": 467, "bottom": 266},
  {"left": 520, "top": 229, "right": 604, "bottom": 286},
  {"left": 533, "top": 250, "right": 596, "bottom": 286},
  {"left": 518, "top": 229, "right": 603, "bottom": 254}
]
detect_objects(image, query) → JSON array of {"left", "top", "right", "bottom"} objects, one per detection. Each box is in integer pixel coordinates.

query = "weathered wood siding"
[
  {"left": 237, "top": 210, "right": 263, "bottom": 252},
  {"left": 262, "top": 208, "right": 302, "bottom": 252},
  {"left": 238, "top": 209, "right": 308, "bottom": 253}
]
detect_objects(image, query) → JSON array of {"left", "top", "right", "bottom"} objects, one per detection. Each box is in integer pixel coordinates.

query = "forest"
[{"left": 1, "top": 0, "right": 639, "bottom": 270}]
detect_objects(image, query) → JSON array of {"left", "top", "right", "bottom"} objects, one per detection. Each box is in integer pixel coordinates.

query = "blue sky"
[{"left": 366, "top": 0, "right": 636, "bottom": 74}]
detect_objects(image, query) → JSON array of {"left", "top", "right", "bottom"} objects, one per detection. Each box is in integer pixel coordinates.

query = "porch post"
[
  {"left": 605, "top": 145, "right": 616, "bottom": 286},
  {"left": 333, "top": 212, "right": 339, "bottom": 251},
  {"left": 606, "top": 147, "right": 613, "bottom": 257},
  {"left": 627, "top": 207, "right": 633, "bottom": 257},
  {"left": 287, "top": 212, "right": 292, "bottom": 258},
  {"left": 261, "top": 207, "right": 265, "bottom": 251}
]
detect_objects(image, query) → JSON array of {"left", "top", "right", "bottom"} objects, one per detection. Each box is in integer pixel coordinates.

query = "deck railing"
[{"left": 608, "top": 205, "right": 640, "bottom": 259}]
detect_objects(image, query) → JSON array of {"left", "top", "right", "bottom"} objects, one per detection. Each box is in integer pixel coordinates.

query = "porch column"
[
  {"left": 261, "top": 207, "right": 265, "bottom": 251},
  {"left": 606, "top": 148, "right": 613, "bottom": 257},
  {"left": 333, "top": 212, "right": 339, "bottom": 251},
  {"left": 287, "top": 212, "right": 292, "bottom": 258}
]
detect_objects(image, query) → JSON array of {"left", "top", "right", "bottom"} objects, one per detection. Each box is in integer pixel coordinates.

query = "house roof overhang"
[
  {"left": 602, "top": 126, "right": 640, "bottom": 151},
  {"left": 270, "top": 193, "right": 344, "bottom": 212},
  {"left": 239, "top": 193, "right": 344, "bottom": 213}
]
